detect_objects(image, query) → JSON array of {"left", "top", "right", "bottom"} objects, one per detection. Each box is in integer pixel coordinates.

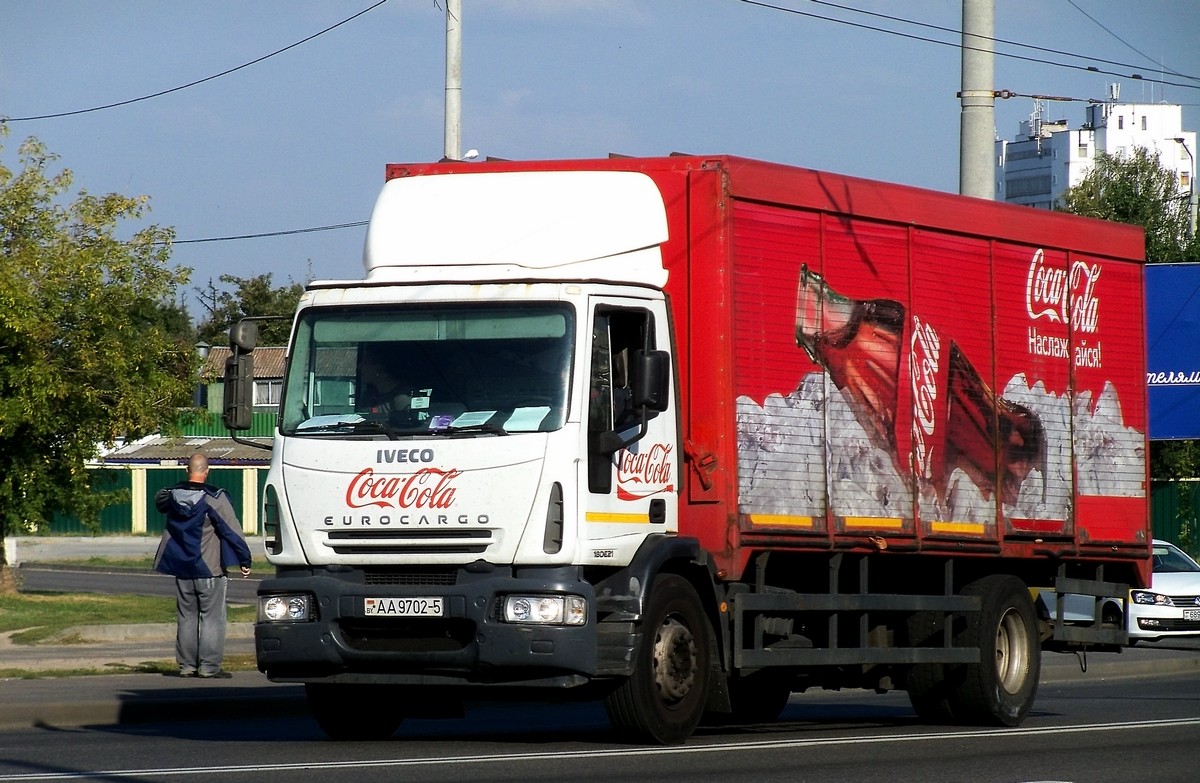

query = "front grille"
[
  {"left": 323, "top": 528, "right": 493, "bottom": 556},
  {"left": 363, "top": 567, "right": 459, "bottom": 587}
]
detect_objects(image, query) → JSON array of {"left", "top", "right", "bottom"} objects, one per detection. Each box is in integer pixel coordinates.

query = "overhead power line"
[
  {"left": 805, "top": 0, "right": 1200, "bottom": 83},
  {"left": 1064, "top": 0, "right": 1192, "bottom": 81},
  {"left": 0, "top": 0, "right": 390, "bottom": 123},
  {"left": 737, "top": 0, "right": 1200, "bottom": 92},
  {"left": 166, "top": 220, "right": 369, "bottom": 246}
]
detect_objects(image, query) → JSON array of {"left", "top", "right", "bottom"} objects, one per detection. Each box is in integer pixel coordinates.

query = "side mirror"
[
  {"left": 229, "top": 320, "right": 259, "bottom": 354},
  {"left": 632, "top": 349, "right": 670, "bottom": 412},
  {"left": 594, "top": 349, "right": 671, "bottom": 456},
  {"left": 222, "top": 353, "right": 254, "bottom": 431}
]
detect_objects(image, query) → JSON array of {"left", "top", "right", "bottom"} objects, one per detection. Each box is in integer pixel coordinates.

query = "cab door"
[{"left": 579, "top": 298, "right": 678, "bottom": 563}]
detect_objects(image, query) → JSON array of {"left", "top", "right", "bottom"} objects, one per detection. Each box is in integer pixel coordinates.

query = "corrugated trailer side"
[{"left": 649, "top": 155, "right": 1148, "bottom": 590}]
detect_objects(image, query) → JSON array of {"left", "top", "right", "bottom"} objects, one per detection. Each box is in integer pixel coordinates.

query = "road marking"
[{"left": 2, "top": 718, "right": 1198, "bottom": 780}]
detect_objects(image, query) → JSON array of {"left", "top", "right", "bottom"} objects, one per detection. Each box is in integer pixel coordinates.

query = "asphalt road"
[
  {"left": 0, "top": 672, "right": 1197, "bottom": 783},
  {"left": 17, "top": 565, "right": 261, "bottom": 604},
  {"left": 9, "top": 535, "right": 263, "bottom": 604}
]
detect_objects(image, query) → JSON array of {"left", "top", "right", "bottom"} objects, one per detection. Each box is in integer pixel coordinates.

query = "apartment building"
[{"left": 995, "top": 84, "right": 1195, "bottom": 214}]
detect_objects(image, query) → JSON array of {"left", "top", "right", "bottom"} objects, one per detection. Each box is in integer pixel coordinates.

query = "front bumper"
[
  {"left": 255, "top": 564, "right": 601, "bottom": 687},
  {"left": 1128, "top": 605, "right": 1200, "bottom": 640}
]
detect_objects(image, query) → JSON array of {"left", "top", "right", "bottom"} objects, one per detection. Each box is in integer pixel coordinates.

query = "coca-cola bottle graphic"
[
  {"left": 795, "top": 264, "right": 1043, "bottom": 507},
  {"left": 794, "top": 265, "right": 904, "bottom": 455}
]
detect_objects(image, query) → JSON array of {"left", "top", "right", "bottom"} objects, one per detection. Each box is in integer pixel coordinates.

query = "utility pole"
[
  {"left": 959, "top": 0, "right": 995, "bottom": 199},
  {"left": 1175, "top": 138, "right": 1196, "bottom": 238},
  {"left": 444, "top": 0, "right": 462, "bottom": 162}
]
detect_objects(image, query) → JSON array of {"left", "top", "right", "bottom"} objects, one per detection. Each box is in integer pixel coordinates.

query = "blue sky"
[{"left": 3, "top": 1, "right": 1198, "bottom": 320}]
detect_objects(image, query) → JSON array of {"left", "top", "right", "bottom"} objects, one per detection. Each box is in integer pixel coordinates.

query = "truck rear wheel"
[
  {"left": 906, "top": 575, "right": 1039, "bottom": 726},
  {"left": 305, "top": 683, "right": 404, "bottom": 740},
  {"left": 604, "top": 574, "right": 711, "bottom": 744},
  {"left": 950, "top": 575, "right": 1040, "bottom": 726}
]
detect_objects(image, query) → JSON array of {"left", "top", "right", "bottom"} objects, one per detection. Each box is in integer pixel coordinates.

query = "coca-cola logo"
[
  {"left": 616, "top": 443, "right": 675, "bottom": 500},
  {"left": 1025, "top": 249, "right": 1101, "bottom": 334},
  {"left": 345, "top": 466, "right": 461, "bottom": 510},
  {"left": 909, "top": 315, "right": 941, "bottom": 480}
]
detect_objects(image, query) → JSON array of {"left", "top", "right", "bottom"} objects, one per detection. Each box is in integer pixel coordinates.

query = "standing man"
[{"left": 154, "top": 452, "right": 253, "bottom": 679}]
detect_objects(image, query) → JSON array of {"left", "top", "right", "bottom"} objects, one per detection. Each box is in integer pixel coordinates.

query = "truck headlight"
[
  {"left": 259, "top": 594, "right": 314, "bottom": 622},
  {"left": 503, "top": 595, "right": 587, "bottom": 626}
]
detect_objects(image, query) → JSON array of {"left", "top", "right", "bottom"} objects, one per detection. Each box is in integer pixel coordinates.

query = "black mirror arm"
[{"left": 597, "top": 408, "right": 651, "bottom": 455}]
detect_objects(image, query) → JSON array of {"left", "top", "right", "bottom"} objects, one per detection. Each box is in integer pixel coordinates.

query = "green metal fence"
[
  {"left": 1150, "top": 480, "right": 1200, "bottom": 557},
  {"left": 48, "top": 465, "right": 264, "bottom": 536},
  {"left": 179, "top": 411, "right": 276, "bottom": 438},
  {"left": 49, "top": 470, "right": 134, "bottom": 534}
]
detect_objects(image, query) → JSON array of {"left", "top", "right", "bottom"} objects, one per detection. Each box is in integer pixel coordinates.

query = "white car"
[{"left": 1049, "top": 539, "right": 1200, "bottom": 643}]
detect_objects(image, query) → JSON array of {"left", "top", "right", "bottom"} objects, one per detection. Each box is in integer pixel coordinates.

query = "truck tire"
[
  {"left": 949, "top": 575, "right": 1040, "bottom": 726},
  {"left": 904, "top": 611, "right": 955, "bottom": 722},
  {"left": 604, "top": 574, "right": 711, "bottom": 744},
  {"left": 305, "top": 683, "right": 404, "bottom": 740}
]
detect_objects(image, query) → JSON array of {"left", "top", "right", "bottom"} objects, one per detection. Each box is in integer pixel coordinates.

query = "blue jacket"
[{"left": 153, "top": 481, "right": 253, "bottom": 579}]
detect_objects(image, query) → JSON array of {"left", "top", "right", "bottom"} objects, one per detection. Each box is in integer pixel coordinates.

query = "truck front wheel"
[
  {"left": 305, "top": 683, "right": 405, "bottom": 740},
  {"left": 604, "top": 574, "right": 712, "bottom": 744}
]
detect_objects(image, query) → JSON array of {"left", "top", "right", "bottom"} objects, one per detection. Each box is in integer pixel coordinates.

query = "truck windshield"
[{"left": 279, "top": 303, "right": 574, "bottom": 437}]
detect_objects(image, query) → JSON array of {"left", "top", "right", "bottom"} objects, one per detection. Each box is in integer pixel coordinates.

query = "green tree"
[
  {"left": 1057, "top": 146, "right": 1200, "bottom": 264},
  {"left": 1059, "top": 146, "right": 1200, "bottom": 510},
  {"left": 0, "top": 134, "right": 195, "bottom": 587},
  {"left": 195, "top": 273, "right": 304, "bottom": 347},
  {"left": 133, "top": 297, "right": 195, "bottom": 346}
]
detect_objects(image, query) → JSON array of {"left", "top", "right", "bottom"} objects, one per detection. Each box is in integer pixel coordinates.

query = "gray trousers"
[{"left": 174, "top": 575, "right": 228, "bottom": 675}]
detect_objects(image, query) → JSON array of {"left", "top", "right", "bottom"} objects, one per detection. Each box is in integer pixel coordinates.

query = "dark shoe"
[
  {"left": 168, "top": 670, "right": 197, "bottom": 678},
  {"left": 197, "top": 670, "right": 233, "bottom": 679}
]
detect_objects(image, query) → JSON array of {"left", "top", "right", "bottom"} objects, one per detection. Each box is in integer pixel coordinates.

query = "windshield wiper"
[
  {"left": 296, "top": 419, "right": 404, "bottom": 440},
  {"left": 431, "top": 422, "right": 509, "bottom": 437}
]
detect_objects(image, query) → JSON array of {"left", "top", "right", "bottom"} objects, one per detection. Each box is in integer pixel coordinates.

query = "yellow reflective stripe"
[
  {"left": 747, "top": 514, "right": 815, "bottom": 528},
  {"left": 843, "top": 516, "right": 903, "bottom": 529},
  {"left": 929, "top": 521, "right": 987, "bottom": 536},
  {"left": 585, "top": 511, "right": 648, "bottom": 524}
]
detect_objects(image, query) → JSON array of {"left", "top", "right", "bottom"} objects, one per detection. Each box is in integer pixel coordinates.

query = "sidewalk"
[
  {"left": 3, "top": 537, "right": 1200, "bottom": 732},
  {"left": 2, "top": 535, "right": 296, "bottom": 730}
]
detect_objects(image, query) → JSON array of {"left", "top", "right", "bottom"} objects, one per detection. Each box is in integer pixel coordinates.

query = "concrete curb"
[{"left": 39, "top": 622, "right": 255, "bottom": 643}]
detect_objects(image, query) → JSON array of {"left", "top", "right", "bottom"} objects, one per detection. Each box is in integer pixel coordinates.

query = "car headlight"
[
  {"left": 503, "top": 595, "right": 587, "bottom": 626},
  {"left": 1131, "top": 590, "right": 1173, "bottom": 607},
  {"left": 259, "top": 594, "right": 314, "bottom": 622}
]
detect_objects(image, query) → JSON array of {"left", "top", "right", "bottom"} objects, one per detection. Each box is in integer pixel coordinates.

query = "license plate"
[
  {"left": 1184, "top": 609, "right": 1200, "bottom": 622},
  {"left": 364, "top": 597, "right": 444, "bottom": 617}
]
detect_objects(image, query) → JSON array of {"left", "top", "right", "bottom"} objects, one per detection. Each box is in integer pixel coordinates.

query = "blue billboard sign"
[{"left": 1147, "top": 263, "right": 1200, "bottom": 440}]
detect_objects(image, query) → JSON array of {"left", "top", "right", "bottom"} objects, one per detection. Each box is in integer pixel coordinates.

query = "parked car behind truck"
[
  {"left": 1048, "top": 539, "right": 1200, "bottom": 643},
  {"left": 224, "top": 154, "right": 1152, "bottom": 744}
]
